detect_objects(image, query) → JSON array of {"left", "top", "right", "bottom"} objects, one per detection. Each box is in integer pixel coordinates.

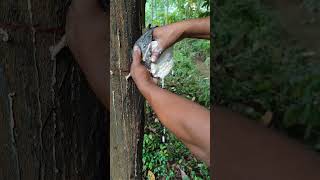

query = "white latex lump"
[{"left": 149, "top": 41, "right": 174, "bottom": 79}]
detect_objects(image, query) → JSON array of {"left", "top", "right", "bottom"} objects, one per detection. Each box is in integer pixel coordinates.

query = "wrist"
[
  {"left": 180, "top": 17, "right": 210, "bottom": 39},
  {"left": 135, "top": 79, "right": 156, "bottom": 98},
  {"left": 179, "top": 20, "right": 192, "bottom": 39}
]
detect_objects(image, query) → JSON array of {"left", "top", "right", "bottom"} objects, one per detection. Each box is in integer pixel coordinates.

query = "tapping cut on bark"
[
  {"left": 0, "top": 28, "right": 9, "bottom": 42},
  {"left": 49, "top": 35, "right": 67, "bottom": 61}
]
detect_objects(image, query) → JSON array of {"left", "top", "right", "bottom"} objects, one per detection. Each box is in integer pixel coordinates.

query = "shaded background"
[
  {"left": 213, "top": 0, "right": 320, "bottom": 152},
  {"left": 0, "top": 1, "right": 108, "bottom": 179}
]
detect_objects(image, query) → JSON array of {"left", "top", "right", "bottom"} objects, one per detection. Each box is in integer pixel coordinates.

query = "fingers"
[
  {"left": 132, "top": 45, "right": 142, "bottom": 66},
  {"left": 151, "top": 42, "right": 163, "bottom": 62},
  {"left": 151, "top": 51, "right": 161, "bottom": 63}
]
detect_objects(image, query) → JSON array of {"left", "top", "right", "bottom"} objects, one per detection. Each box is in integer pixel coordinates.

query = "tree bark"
[
  {"left": 151, "top": 0, "right": 154, "bottom": 23},
  {"left": 0, "top": 1, "right": 107, "bottom": 180},
  {"left": 110, "top": 0, "right": 145, "bottom": 179}
]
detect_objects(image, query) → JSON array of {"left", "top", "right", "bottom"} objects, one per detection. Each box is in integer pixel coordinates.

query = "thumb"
[
  {"left": 151, "top": 52, "right": 161, "bottom": 63},
  {"left": 132, "top": 45, "right": 142, "bottom": 66},
  {"left": 151, "top": 43, "right": 164, "bottom": 62}
]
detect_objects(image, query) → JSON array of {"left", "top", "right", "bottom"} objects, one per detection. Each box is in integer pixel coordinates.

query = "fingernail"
[
  {"left": 133, "top": 45, "right": 140, "bottom": 52},
  {"left": 151, "top": 56, "right": 156, "bottom": 62}
]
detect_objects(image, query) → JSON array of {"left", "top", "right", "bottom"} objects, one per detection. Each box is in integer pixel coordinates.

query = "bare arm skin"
[
  {"left": 130, "top": 46, "right": 210, "bottom": 165},
  {"left": 66, "top": 0, "right": 109, "bottom": 110},
  {"left": 213, "top": 106, "right": 320, "bottom": 180},
  {"left": 151, "top": 17, "right": 210, "bottom": 62}
]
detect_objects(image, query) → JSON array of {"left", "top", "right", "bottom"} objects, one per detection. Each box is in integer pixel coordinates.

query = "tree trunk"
[
  {"left": 0, "top": 1, "right": 107, "bottom": 180},
  {"left": 110, "top": 0, "right": 145, "bottom": 179}
]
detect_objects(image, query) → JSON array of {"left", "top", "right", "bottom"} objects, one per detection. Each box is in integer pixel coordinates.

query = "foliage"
[
  {"left": 143, "top": 0, "right": 210, "bottom": 179},
  {"left": 142, "top": 40, "right": 210, "bottom": 178},
  {"left": 145, "top": 0, "right": 210, "bottom": 26},
  {"left": 143, "top": 117, "right": 210, "bottom": 179},
  {"left": 302, "top": 0, "right": 320, "bottom": 12},
  {"left": 213, "top": 0, "right": 320, "bottom": 149},
  {"left": 166, "top": 40, "right": 210, "bottom": 107}
]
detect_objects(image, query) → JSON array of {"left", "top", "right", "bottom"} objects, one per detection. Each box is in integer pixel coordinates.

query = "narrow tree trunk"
[
  {"left": 0, "top": 1, "right": 107, "bottom": 180},
  {"left": 154, "top": 0, "right": 157, "bottom": 20},
  {"left": 110, "top": 0, "right": 145, "bottom": 179},
  {"left": 151, "top": 0, "right": 154, "bottom": 23}
]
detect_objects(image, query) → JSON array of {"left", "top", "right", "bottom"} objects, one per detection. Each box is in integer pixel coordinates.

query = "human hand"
[
  {"left": 130, "top": 46, "right": 157, "bottom": 89},
  {"left": 151, "top": 22, "right": 185, "bottom": 62},
  {"left": 151, "top": 17, "right": 210, "bottom": 62}
]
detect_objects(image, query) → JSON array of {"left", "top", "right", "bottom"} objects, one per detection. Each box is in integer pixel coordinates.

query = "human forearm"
[
  {"left": 76, "top": 54, "right": 109, "bottom": 110},
  {"left": 213, "top": 106, "right": 320, "bottom": 179},
  {"left": 151, "top": 17, "right": 210, "bottom": 62},
  {"left": 130, "top": 45, "right": 210, "bottom": 164},
  {"left": 138, "top": 82, "right": 210, "bottom": 164},
  {"left": 70, "top": 25, "right": 110, "bottom": 109},
  {"left": 181, "top": 17, "right": 210, "bottom": 39},
  {"left": 154, "top": 16, "right": 210, "bottom": 41},
  {"left": 66, "top": 1, "right": 109, "bottom": 110}
]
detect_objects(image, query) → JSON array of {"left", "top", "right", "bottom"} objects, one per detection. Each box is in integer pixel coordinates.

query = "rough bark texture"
[
  {"left": 0, "top": 1, "right": 108, "bottom": 180},
  {"left": 110, "top": 0, "right": 145, "bottom": 179}
]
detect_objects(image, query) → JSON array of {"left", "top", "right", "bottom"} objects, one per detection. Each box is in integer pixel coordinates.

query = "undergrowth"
[
  {"left": 142, "top": 0, "right": 211, "bottom": 179},
  {"left": 142, "top": 39, "right": 210, "bottom": 179},
  {"left": 213, "top": 0, "right": 320, "bottom": 150}
]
